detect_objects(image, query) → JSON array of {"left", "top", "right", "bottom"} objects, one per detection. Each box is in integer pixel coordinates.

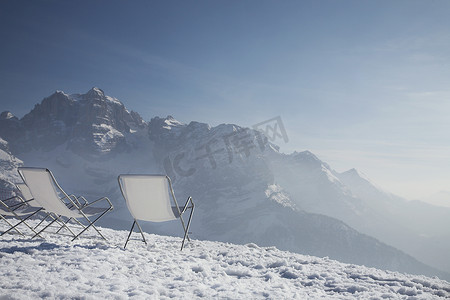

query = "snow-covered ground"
[{"left": 1, "top": 220, "right": 449, "bottom": 299}]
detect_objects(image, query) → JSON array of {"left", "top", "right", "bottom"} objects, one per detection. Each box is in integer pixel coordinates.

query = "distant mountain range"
[{"left": 1, "top": 87, "right": 449, "bottom": 280}]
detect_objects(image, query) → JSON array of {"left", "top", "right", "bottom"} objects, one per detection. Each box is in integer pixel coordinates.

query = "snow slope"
[{"left": 0, "top": 220, "right": 449, "bottom": 299}]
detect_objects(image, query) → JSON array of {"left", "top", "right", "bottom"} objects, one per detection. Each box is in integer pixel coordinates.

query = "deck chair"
[
  {"left": 118, "top": 174, "right": 194, "bottom": 250},
  {"left": 0, "top": 192, "right": 44, "bottom": 237},
  {"left": 16, "top": 182, "right": 88, "bottom": 231},
  {"left": 17, "top": 182, "right": 88, "bottom": 208},
  {"left": 18, "top": 167, "right": 113, "bottom": 241}
]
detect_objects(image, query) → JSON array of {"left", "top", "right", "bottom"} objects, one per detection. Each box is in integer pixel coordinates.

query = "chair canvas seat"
[
  {"left": 118, "top": 174, "right": 194, "bottom": 250},
  {"left": 120, "top": 175, "right": 178, "bottom": 222},
  {"left": 18, "top": 169, "right": 78, "bottom": 217},
  {"left": 16, "top": 183, "right": 37, "bottom": 206}
]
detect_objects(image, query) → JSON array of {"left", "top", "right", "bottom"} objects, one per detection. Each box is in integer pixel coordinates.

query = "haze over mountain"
[
  {"left": 420, "top": 191, "right": 450, "bottom": 208},
  {"left": 1, "top": 88, "right": 449, "bottom": 281}
]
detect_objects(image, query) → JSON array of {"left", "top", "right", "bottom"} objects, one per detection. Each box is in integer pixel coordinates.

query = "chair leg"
[
  {"left": 17, "top": 210, "right": 46, "bottom": 238},
  {"left": 71, "top": 209, "right": 110, "bottom": 241},
  {"left": 34, "top": 213, "right": 71, "bottom": 236},
  {"left": 74, "top": 208, "right": 112, "bottom": 241},
  {"left": 32, "top": 214, "right": 60, "bottom": 239},
  {"left": 181, "top": 205, "right": 194, "bottom": 250},
  {"left": 2, "top": 210, "right": 44, "bottom": 238},
  {"left": 124, "top": 220, "right": 147, "bottom": 249},
  {"left": 135, "top": 220, "right": 147, "bottom": 244},
  {"left": 124, "top": 220, "right": 136, "bottom": 249},
  {"left": 0, "top": 215, "right": 24, "bottom": 236},
  {"left": 55, "top": 217, "right": 73, "bottom": 233},
  {"left": 34, "top": 214, "right": 51, "bottom": 230}
]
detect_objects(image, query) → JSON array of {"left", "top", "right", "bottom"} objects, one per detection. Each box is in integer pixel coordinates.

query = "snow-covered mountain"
[
  {"left": 0, "top": 88, "right": 145, "bottom": 156},
  {"left": 266, "top": 149, "right": 450, "bottom": 275},
  {"left": 336, "top": 167, "right": 450, "bottom": 275},
  {"left": 1, "top": 220, "right": 449, "bottom": 299},
  {"left": 0, "top": 137, "right": 23, "bottom": 192},
  {"left": 1, "top": 88, "right": 449, "bottom": 281}
]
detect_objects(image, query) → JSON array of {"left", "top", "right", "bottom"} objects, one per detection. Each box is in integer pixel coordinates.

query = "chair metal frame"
[
  {"left": 0, "top": 194, "right": 44, "bottom": 237},
  {"left": 16, "top": 183, "right": 88, "bottom": 232},
  {"left": 18, "top": 167, "right": 114, "bottom": 241},
  {"left": 118, "top": 174, "right": 194, "bottom": 250}
]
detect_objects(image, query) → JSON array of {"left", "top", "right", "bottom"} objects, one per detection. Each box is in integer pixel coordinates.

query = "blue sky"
[{"left": 1, "top": 0, "right": 449, "bottom": 199}]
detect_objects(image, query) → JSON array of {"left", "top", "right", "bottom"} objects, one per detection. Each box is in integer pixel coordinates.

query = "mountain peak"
[
  {"left": 345, "top": 168, "right": 359, "bottom": 175},
  {"left": 0, "top": 111, "right": 17, "bottom": 120},
  {"left": 342, "top": 168, "right": 370, "bottom": 181},
  {"left": 54, "top": 90, "right": 69, "bottom": 96},
  {"left": 82, "top": 87, "right": 122, "bottom": 105},
  {"left": 86, "top": 87, "right": 105, "bottom": 98},
  {"left": 164, "top": 115, "right": 183, "bottom": 127},
  {"left": 292, "top": 150, "right": 321, "bottom": 162}
]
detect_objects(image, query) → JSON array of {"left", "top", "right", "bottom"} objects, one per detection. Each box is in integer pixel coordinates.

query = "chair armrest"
[
  {"left": 180, "top": 196, "right": 194, "bottom": 215},
  {"left": 10, "top": 198, "right": 35, "bottom": 209},
  {"left": 84, "top": 196, "right": 114, "bottom": 210},
  {"left": 69, "top": 195, "right": 88, "bottom": 207},
  {"left": 1, "top": 195, "right": 22, "bottom": 203},
  {"left": 1, "top": 196, "right": 30, "bottom": 210}
]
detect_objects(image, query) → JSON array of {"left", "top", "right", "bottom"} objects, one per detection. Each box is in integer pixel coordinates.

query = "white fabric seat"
[
  {"left": 16, "top": 183, "right": 34, "bottom": 203},
  {"left": 118, "top": 174, "right": 194, "bottom": 250}
]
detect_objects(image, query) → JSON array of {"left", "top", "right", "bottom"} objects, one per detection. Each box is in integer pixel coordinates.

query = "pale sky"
[{"left": 1, "top": 0, "right": 449, "bottom": 200}]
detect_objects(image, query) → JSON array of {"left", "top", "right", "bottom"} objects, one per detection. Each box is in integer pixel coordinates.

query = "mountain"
[
  {"left": 264, "top": 148, "right": 450, "bottom": 275},
  {"left": 0, "top": 137, "right": 23, "bottom": 192},
  {"left": 0, "top": 88, "right": 145, "bottom": 156},
  {"left": 336, "top": 167, "right": 450, "bottom": 275},
  {"left": 1, "top": 87, "right": 449, "bottom": 280}
]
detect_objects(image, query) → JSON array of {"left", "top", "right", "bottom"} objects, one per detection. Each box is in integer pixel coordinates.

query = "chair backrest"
[
  {"left": 118, "top": 175, "right": 178, "bottom": 222},
  {"left": 18, "top": 168, "right": 81, "bottom": 218},
  {"left": 16, "top": 183, "right": 33, "bottom": 200}
]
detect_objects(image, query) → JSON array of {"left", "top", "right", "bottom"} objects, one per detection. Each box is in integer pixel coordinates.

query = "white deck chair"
[
  {"left": 18, "top": 167, "right": 113, "bottom": 241},
  {"left": 118, "top": 174, "right": 194, "bottom": 250},
  {"left": 0, "top": 192, "right": 44, "bottom": 237},
  {"left": 17, "top": 183, "right": 87, "bottom": 209},
  {"left": 16, "top": 182, "right": 88, "bottom": 231}
]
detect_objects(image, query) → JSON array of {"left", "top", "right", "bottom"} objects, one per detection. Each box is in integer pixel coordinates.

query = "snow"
[
  {"left": 92, "top": 124, "right": 125, "bottom": 152},
  {"left": 105, "top": 95, "right": 122, "bottom": 105},
  {"left": 1, "top": 111, "right": 15, "bottom": 120},
  {"left": 163, "top": 116, "right": 183, "bottom": 129},
  {"left": 1, "top": 220, "right": 449, "bottom": 299},
  {"left": 55, "top": 90, "right": 70, "bottom": 97},
  {"left": 0, "top": 139, "right": 23, "bottom": 185},
  {"left": 322, "top": 165, "right": 341, "bottom": 184},
  {"left": 265, "top": 184, "right": 296, "bottom": 209}
]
